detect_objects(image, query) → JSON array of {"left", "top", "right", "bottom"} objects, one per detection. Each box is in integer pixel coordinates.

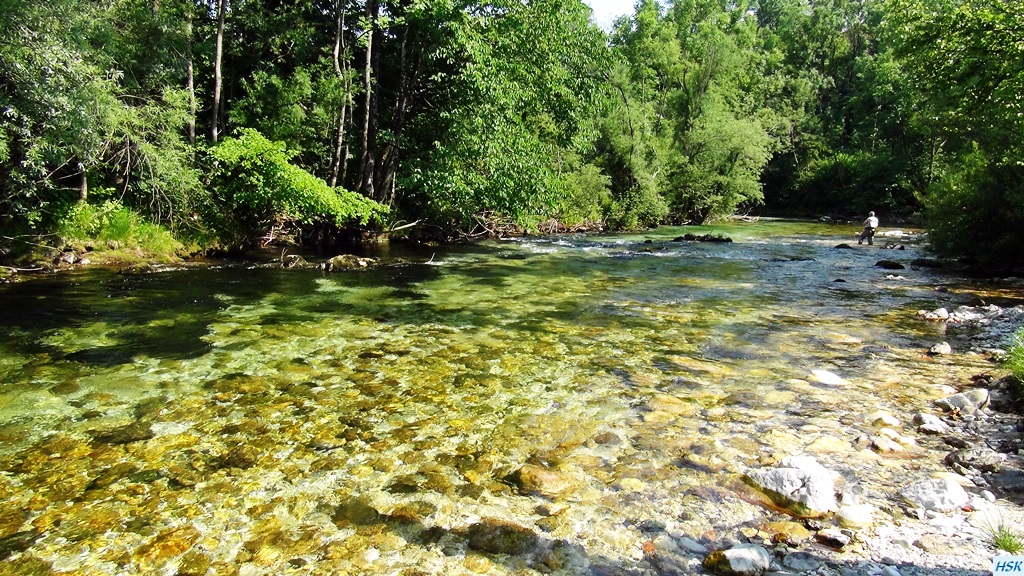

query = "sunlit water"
[{"left": 0, "top": 220, "right": 1019, "bottom": 575}]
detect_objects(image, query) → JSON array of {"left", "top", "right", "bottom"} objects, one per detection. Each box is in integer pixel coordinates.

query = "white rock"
[
  {"left": 704, "top": 544, "right": 771, "bottom": 576},
  {"left": 837, "top": 503, "right": 876, "bottom": 528},
  {"left": 899, "top": 477, "right": 970, "bottom": 512},
  {"left": 808, "top": 369, "right": 847, "bottom": 386},
  {"left": 929, "top": 342, "right": 952, "bottom": 355},
  {"left": 745, "top": 459, "right": 839, "bottom": 517},
  {"left": 912, "top": 413, "right": 950, "bottom": 434}
]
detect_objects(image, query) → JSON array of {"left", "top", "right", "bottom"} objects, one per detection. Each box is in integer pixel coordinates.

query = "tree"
[{"left": 885, "top": 0, "right": 1024, "bottom": 263}]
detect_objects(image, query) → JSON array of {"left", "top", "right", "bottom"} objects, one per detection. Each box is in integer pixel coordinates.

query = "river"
[{"left": 0, "top": 219, "right": 1020, "bottom": 575}]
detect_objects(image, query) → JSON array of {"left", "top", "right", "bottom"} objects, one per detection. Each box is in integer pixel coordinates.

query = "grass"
[
  {"left": 993, "top": 524, "right": 1024, "bottom": 554},
  {"left": 55, "top": 199, "right": 183, "bottom": 262},
  {"left": 1005, "top": 328, "right": 1024, "bottom": 395}
]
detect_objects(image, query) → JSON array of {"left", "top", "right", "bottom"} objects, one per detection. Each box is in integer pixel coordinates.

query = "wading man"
[{"left": 858, "top": 211, "right": 879, "bottom": 245}]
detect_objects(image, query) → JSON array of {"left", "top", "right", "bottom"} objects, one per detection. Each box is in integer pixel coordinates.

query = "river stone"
[
  {"left": 899, "top": 477, "right": 969, "bottom": 511},
  {"left": 815, "top": 528, "right": 851, "bottom": 549},
  {"left": 866, "top": 411, "right": 900, "bottom": 427},
  {"left": 808, "top": 370, "right": 847, "bottom": 386},
  {"left": 761, "top": 520, "right": 812, "bottom": 545},
  {"left": 935, "top": 389, "right": 990, "bottom": 415},
  {"left": 703, "top": 544, "right": 771, "bottom": 576},
  {"left": 678, "top": 536, "right": 709, "bottom": 554},
  {"left": 463, "top": 518, "right": 540, "bottom": 555},
  {"left": 928, "top": 342, "right": 953, "bottom": 355},
  {"left": 875, "top": 260, "right": 905, "bottom": 270},
  {"left": 323, "top": 254, "right": 376, "bottom": 271},
  {"left": 508, "top": 464, "right": 573, "bottom": 499},
  {"left": 912, "top": 413, "right": 950, "bottom": 434},
  {"left": 782, "top": 551, "right": 821, "bottom": 572},
  {"left": 744, "top": 457, "right": 838, "bottom": 517},
  {"left": 837, "top": 503, "right": 875, "bottom": 528},
  {"left": 944, "top": 447, "right": 1005, "bottom": 473}
]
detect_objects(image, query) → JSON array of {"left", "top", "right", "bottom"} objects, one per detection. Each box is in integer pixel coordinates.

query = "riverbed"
[{"left": 0, "top": 220, "right": 1020, "bottom": 575}]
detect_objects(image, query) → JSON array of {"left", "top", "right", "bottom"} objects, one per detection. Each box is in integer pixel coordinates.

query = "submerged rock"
[
  {"left": 322, "top": 254, "right": 377, "bottom": 271},
  {"left": 807, "top": 369, "right": 847, "bottom": 386},
  {"left": 875, "top": 260, "right": 905, "bottom": 270},
  {"left": 507, "top": 464, "right": 573, "bottom": 499},
  {"left": 463, "top": 518, "right": 541, "bottom": 555}
]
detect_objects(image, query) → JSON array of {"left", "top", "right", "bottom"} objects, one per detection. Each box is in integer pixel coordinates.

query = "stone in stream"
[
  {"left": 807, "top": 369, "right": 847, "bottom": 387},
  {"left": 928, "top": 341, "right": 952, "bottom": 355},
  {"left": 875, "top": 260, "right": 905, "bottom": 270},
  {"left": 743, "top": 456, "right": 839, "bottom": 518},
  {"left": 702, "top": 544, "right": 771, "bottom": 576}
]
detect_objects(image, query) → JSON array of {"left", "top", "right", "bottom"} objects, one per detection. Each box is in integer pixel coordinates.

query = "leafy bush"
[{"left": 208, "top": 128, "right": 388, "bottom": 242}]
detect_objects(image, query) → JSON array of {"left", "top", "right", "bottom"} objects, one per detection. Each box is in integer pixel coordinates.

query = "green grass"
[
  {"left": 993, "top": 525, "right": 1024, "bottom": 554},
  {"left": 55, "top": 199, "right": 182, "bottom": 261},
  {"left": 1005, "top": 328, "right": 1024, "bottom": 395}
]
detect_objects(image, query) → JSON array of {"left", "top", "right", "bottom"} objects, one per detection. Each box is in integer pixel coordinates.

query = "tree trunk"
[
  {"left": 330, "top": 0, "right": 349, "bottom": 188},
  {"left": 379, "top": 17, "right": 417, "bottom": 207},
  {"left": 358, "top": 0, "right": 380, "bottom": 199},
  {"left": 186, "top": 13, "right": 196, "bottom": 146},
  {"left": 211, "top": 0, "right": 227, "bottom": 143},
  {"left": 79, "top": 162, "right": 88, "bottom": 202}
]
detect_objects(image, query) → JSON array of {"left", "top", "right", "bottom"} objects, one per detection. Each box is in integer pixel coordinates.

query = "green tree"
[{"left": 886, "top": 0, "right": 1024, "bottom": 264}]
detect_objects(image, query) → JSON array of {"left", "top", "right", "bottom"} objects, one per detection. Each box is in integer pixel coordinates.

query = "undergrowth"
[{"left": 56, "top": 198, "right": 182, "bottom": 259}]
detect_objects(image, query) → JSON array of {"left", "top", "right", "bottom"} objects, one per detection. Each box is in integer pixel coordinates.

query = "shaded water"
[{"left": 0, "top": 220, "right": 1019, "bottom": 575}]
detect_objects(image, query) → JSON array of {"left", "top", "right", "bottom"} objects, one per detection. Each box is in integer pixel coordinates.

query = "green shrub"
[{"left": 208, "top": 128, "right": 388, "bottom": 242}]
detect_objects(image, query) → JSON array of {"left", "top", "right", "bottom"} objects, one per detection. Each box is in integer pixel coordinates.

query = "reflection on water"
[{"left": 0, "top": 220, "right": 1017, "bottom": 574}]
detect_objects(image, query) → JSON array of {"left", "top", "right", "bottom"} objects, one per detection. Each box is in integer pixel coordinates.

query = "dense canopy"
[{"left": 1, "top": 0, "right": 1020, "bottom": 264}]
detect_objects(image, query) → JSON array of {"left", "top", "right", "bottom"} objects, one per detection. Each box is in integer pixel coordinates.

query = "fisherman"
[{"left": 858, "top": 211, "right": 879, "bottom": 245}]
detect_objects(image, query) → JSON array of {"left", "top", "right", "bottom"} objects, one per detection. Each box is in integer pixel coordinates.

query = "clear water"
[{"left": 0, "top": 220, "right": 1017, "bottom": 574}]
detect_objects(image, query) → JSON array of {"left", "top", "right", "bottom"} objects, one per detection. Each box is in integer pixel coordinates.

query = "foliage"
[
  {"left": 1, "top": 0, "right": 1021, "bottom": 260},
  {"left": 56, "top": 198, "right": 182, "bottom": 256},
  {"left": 207, "top": 129, "right": 388, "bottom": 243},
  {"left": 1004, "top": 328, "right": 1024, "bottom": 387},
  {"left": 883, "top": 0, "right": 1024, "bottom": 263}
]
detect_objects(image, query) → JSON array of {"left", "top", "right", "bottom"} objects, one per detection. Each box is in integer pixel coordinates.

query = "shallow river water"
[{"left": 0, "top": 220, "right": 1021, "bottom": 575}]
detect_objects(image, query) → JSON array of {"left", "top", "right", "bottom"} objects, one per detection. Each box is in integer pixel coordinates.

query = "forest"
[{"left": 1, "top": 0, "right": 1021, "bottom": 265}]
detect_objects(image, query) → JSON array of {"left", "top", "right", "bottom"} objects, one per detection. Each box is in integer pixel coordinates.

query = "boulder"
[
  {"left": 944, "top": 447, "right": 1004, "bottom": 474},
  {"left": 875, "top": 260, "right": 906, "bottom": 270},
  {"left": 899, "top": 477, "right": 969, "bottom": 511},
  {"left": 837, "top": 503, "right": 875, "bottom": 528},
  {"left": 702, "top": 544, "right": 771, "bottom": 576},
  {"left": 743, "top": 456, "right": 839, "bottom": 518},
  {"left": 935, "top": 389, "right": 989, "bottom": 415},
  {"left": 323, "top": 254, "right": 377, "bottom": 271},
  {"left": 928, "top": 342, "right": 952, "bottom": 355}
]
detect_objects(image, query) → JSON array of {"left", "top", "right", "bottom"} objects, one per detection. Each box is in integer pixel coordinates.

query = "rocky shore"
[{"left": 677, "top": 304, "right": 1024, "bottom": 576}]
